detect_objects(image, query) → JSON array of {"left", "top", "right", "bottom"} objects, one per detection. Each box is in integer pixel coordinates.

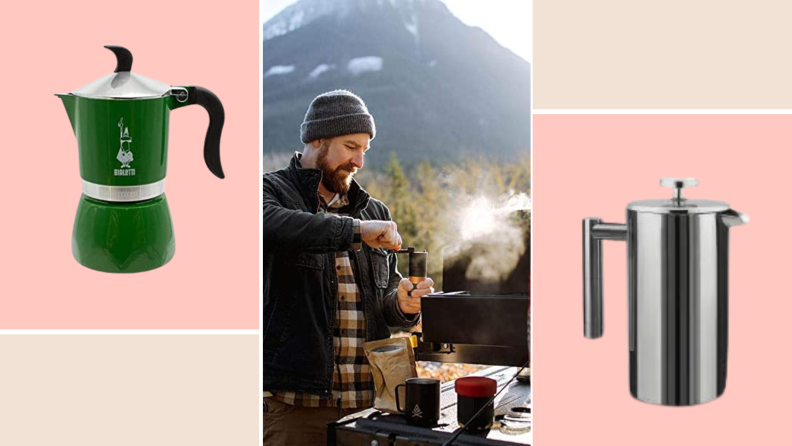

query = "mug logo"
[
  {"left": 411, "top": 404, "right": 423, "bottom": 418},
  {"left": 114, "top": 117, "right": 136, "bottom": 177}
]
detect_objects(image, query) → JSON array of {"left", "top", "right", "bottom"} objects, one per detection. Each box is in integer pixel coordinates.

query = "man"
[{"left": 262, "top": 90, "right": 435, "bottom": 445}]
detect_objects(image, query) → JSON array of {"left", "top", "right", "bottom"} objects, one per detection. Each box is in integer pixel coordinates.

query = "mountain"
[{"left": 262, "top": 0, "right": 531, "bottom": 167}]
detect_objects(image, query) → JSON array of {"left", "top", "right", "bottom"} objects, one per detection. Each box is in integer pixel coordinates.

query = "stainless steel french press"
[{"left": 583, "top": 178, "right": 748, "bottom": 406}]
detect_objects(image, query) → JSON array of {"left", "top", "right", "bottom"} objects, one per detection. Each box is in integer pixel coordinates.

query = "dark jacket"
[{"left": 262, "top": 153, "right": 419, "bottom": 399}]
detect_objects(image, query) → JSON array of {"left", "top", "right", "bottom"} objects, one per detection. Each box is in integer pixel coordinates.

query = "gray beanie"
[{"left": 300, "top": 90, "right": 376, "bottom": 143}]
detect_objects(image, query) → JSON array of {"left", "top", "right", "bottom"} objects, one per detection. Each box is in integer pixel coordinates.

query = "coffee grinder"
[{"left": 395, "top": 247, "right": 428, "bottom": 294}]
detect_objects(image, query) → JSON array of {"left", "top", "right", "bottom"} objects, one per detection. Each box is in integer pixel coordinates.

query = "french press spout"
[{"left": 582, "top": 178, "right": 748, "bottom": 406}]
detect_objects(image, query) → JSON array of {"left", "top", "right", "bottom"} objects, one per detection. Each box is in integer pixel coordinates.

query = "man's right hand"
[{"left": 361, "top": 221, "right": 402, "bottom": 251}]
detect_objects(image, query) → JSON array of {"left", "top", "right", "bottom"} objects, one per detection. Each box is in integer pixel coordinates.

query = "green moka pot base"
[{"left": 72, "top": 194, "right": 175, "bottom": 273}]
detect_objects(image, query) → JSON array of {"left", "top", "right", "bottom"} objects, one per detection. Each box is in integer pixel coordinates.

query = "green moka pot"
[{"left": 57, "top": 46, "right": 225, "bottom": 273}]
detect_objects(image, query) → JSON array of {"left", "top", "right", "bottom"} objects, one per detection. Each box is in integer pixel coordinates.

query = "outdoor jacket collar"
[{"left": 288, "top": 152, "right": 370, "bottom": 217}]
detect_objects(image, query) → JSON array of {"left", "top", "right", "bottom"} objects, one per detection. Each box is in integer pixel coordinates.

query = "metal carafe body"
[{"left": 583, "top": 178, "right": 748, "bottom": 406}]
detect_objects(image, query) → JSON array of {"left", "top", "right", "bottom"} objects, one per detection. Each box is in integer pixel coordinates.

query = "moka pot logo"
[
  {"left": 411, "top": 404, "right": 423, "bottom": 418},
  {"left": 114, "top": 117, "right": 136, "bottom": 177}
]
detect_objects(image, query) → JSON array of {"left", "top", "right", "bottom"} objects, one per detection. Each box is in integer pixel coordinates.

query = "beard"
[{"left": 316, "top": 141, "right": 356, "bottom": 194}]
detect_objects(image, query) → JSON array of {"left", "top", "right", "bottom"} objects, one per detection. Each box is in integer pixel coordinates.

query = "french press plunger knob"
[{"left": 660, "top": 177, "right": 698, "bottom": 201}]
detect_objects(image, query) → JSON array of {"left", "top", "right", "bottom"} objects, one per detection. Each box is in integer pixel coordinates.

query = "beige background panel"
[
  {"left": 0, "top": 335, "right": 258, "bottom": 446},
  {"left": 535, "top": 0, "right": 792, "bottom": 108}
]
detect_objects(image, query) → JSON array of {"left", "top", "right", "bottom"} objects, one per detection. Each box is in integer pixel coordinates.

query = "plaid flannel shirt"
[{"left": 271, "top": 193, "right": 374, "bottom": 408}]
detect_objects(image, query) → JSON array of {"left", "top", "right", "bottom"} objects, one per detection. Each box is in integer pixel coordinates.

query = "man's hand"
[
  {"left": 397, "top": 278, "right": 434, "bottom": 315},
  {"left": 361, "top": 221, "right": 402, "bottom": 250}
]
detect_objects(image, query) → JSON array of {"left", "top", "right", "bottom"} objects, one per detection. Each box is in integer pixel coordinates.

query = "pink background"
[
  {"left": 533, "top": 114, "right": 790, "bottom": 443},
  {"left": 0, "top": 1, "right": 258, "bottom": 328}
]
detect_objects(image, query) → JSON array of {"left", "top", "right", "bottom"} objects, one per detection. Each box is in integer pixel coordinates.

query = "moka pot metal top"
[
  {"left": 57, "top": 46, "right": 225, "bottom": 203},
  {"left": 70, "top": 46, "right": 173, "bottom": 99}
]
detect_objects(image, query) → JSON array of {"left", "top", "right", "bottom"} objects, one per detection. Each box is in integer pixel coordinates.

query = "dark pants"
[{"left": 263, "top": 397, "right": 362, "bottom": 446}]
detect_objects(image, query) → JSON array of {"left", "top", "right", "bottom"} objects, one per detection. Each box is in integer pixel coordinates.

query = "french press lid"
[
  {"left": 626, "top": 178, "right": 730, "bottom": 214},
  {"left": 70, "top": 46, "right": 172, "bottom": 99}
]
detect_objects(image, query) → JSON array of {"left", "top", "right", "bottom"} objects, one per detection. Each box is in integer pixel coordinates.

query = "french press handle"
[{"left": 582, "top": 218, "right": 627, "bottom": 338}]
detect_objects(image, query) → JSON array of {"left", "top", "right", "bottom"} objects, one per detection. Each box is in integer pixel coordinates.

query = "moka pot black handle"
[{"left": 188, "top": 86, "right": 226, "bottom": 179}]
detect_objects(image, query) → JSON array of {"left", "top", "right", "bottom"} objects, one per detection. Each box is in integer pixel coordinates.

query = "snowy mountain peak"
[
  {"left": 263, "top": 0, "right": 334, "bottom": 41},
  {"left": 261, "top": 0, "right": 530, "bottom": 166},
  {"left": 263, "top": 0, "right": 446, "bottom": 42}
]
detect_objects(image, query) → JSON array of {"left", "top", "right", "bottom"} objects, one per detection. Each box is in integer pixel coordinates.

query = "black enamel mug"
[{"left": 395, "top": 378, "right": 440, "bottom": 427}]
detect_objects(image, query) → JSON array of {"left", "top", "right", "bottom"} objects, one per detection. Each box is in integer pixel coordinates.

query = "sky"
[{"left": 259, "top": 0, "right": 532, "bottom": 62}]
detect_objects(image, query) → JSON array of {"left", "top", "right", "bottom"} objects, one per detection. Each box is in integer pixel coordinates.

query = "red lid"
[{"left": 455, "top": 377, "right": 497, "bottom": 398}]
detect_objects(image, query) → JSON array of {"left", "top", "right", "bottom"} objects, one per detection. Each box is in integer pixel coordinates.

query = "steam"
[
  {"left": 444, "top": 192, "right": 531, "bottom": 285},
  {"left": 459, "top": 193, "right": 532, "bottom": 240},
  {"left": 460, "top": 197, "right": 497, "bottom": 241}
]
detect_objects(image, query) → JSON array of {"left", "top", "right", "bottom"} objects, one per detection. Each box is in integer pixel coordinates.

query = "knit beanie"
[{"left": 300, "top": 90, "right": 376, "bottom": 143}]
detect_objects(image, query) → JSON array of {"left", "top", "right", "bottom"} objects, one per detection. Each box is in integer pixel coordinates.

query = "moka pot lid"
[
  {"left": 70, "top": 46, "right": 171, "bottom": 99},
  {"left": 626, "top": 178, "right": 730, "bottom": 214}
]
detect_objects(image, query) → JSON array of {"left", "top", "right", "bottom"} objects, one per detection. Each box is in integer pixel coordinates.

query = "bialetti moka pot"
[
  {"left": 583, "top": 178, "right": 748, "bottom": 406},
  {"left": 56, "top": 46, "right": 225, "bottom": 273}
]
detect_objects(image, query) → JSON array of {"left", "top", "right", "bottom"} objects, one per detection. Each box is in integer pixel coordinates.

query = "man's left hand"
[{"left": 397, "top": 277, "right": 434, "bottom": 315}]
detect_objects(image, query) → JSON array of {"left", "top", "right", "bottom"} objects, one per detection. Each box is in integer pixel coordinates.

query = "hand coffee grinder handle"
[{"left": 396, "top": 247, "right": 428, "bottom": 294}]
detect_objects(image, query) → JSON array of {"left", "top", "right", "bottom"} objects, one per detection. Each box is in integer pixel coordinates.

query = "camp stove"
[{"left": 415, "top": 210, "right": 530, "bottom": 367}]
